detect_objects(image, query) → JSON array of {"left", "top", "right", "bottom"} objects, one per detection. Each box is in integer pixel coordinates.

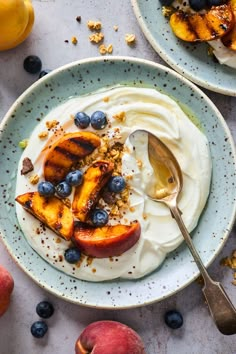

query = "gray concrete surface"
[{"left": 0, "top": 1, "right": 235, "bottom": 353}]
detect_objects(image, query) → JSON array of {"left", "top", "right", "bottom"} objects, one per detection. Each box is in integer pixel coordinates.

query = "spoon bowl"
[
  {"left": 146, "top": 131, "right": 182, "bottom": 203},
  {"left": 130, "top": 129, "right": 236, "bottom": 335}
]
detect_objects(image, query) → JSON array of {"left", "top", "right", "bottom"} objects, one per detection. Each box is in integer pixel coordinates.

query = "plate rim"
[
  {"left": 1, "top": 55, "right": 236, "bottom": 309},
  {"left": 131, "top": 0, "right": 236, "bottom": 97}
]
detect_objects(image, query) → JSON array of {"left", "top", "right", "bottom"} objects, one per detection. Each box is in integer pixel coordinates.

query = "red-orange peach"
[
  {"left": 73, "top": 221, "right": 141, "bottom": 258},
  {"left": 0, "top": 265, "right": 14, "bottom": 317},
  {"left": 75, "top": 320, "right": 146, "bottom": 354}
]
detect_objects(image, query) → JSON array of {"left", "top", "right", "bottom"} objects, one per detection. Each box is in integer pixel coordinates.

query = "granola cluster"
[
  {"left": 87, "top": 20, "right": 102, "bottom": 31},
  {"left": 220, "top": 250, "right": 236, "bottom": 286},
  {"left": 65, "top": 16, "right": 136, "bottom": 55},
  {"left": 125, "top": 33, "right": 136, "bottom": 45},
  {"left": 89, "top": 32, "right": 104, "bottom": 44}
]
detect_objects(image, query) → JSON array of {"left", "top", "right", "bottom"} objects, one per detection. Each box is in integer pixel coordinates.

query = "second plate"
[{"left": 131, "top": 0, "right": 236, "bottom": 96}]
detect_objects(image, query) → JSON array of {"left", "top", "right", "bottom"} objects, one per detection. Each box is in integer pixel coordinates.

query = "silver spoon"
[{"left": 130, "top": 129, "right": 236, "bottom": 335}]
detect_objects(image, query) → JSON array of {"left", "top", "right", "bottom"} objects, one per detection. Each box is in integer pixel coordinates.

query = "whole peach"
[
  {"left": 0, "top": 265, "right": 14, "bottom": 317},
  {"left": 75, "top": 320, "right": 146, "bottom": 354}
]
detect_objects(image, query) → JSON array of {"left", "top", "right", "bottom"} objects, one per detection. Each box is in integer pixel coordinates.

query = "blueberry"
[
  {"left": 65, "top": 170, "right": 83, "bottom": 186},
  {"left": 55, "top": 181, "right": 72, "bottom": 198},
  {"left": 108, "top": 176, "right": 126, "bottom": 193},
  {"left": 91, "top": 209, "right": 109, "bottom": 227},
  {"left": 159, "top": 0, "right": 174, "bottom": 5},
  {"left": 36, "top": 301, "right": 54, "bottom": 319},
  {"left": 164, "top": 310, "right": 183, "bottom": 329},
  {"left": 38, "top": 181, "right": 55, "bottom": 197},
  {"left": 38, "top": 69, "right": 51, "bottom": 79},
  {"left": 91, "top": 111, "right": 108, "bottom": 130},
  {"left": 64, "top": 248, "right": 81, "bottom": 263},
  {"left": 23, "top": 55, "right": 42, "bottom": 74},
  {"left": 189, "top": 0, "right": 207, "bottom": 10},
  {"left": 74, "top": 112, "right": 91, "bottom": 129},
  {"left": 31, "top": 321, "right": 48, "bottom": 338},
  {"left": 207, "top": 0, "right": 225, "bottom": 5}
]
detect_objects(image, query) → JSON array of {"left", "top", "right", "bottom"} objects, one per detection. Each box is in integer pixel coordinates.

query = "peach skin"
[
  {"left": 73, "top": 221, "right": 141, "bottom": 258},
  {"left": 75, "top": 320, "right": 146, "bottom": 354},
  {"left": 0, "top": 265, "right": 14, "bottom": 317}
]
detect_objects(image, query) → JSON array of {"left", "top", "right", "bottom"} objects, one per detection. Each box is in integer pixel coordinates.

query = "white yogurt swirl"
[
  {"left": 15, "top": 86, "right": 212, "bottom": 281},
  {"left": 209, "top": 39, "right": 236, "bottom": 69}
]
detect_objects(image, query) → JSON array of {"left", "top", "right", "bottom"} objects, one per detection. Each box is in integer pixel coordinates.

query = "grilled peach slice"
[
  {"left": 170, "top": 4, "right": 234, "bottom": 42},
  {"left": 44, "top": 132, "right": 101, "bottom": 185},
  {"left": 72, "top": 160, "right": 114, "bottom": 222},
  {"left": 222, "top": 0, "right": 236, "bottom": 50},
  {"left": 15, "top": 192, "right": 74, "bottom": 240},
  {"left": 73, "top": 221, "right": 141, "bottom": 258}
]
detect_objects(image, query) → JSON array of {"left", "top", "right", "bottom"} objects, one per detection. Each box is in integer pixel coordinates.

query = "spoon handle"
[
  {"left": 202, "top": 280, "right": 236, "bottom": 335},
  {"left": 169, "top": 204, "right": 236, "bottom": 335}
]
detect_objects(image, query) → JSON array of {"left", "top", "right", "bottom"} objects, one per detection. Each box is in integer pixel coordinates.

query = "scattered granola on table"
[
  {"left": 99, "top": 44, "right": 107, "bottom": 55},
  {"left": 71, "top": 36, "right": 78, "bottom": 45},
  {"left": 220, "top": 250, "right": 236, "bottom": 286},
  {"left": 87, "top": 20, "right": 102, "bottom": 31},
  {"left": 89, "top": 32, "right": 104, "bottom": 44},
  {"left": 99, "top": 43, "right": 113, "bottom": 55},
  {"left": 125, "top": 33, "right": 136, "bottom": 45}
]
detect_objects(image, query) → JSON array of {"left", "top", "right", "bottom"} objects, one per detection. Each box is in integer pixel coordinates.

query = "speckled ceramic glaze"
[
  {"left": 131, "top": 0, "right": 236, "bottom": 96},
  {"left": 0, "top": 57, "right": 235, "bottom": 309}
]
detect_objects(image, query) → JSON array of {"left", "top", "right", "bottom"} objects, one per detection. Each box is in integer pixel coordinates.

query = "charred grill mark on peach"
[
  {"left": 54, "top": 146, "right": 81, "bottom": 162},
  {"left": 54, "top": 222, "right": 62, "bottom": 230},
  {"left": 69, "top": 137, "right": 96, "bottom": 154},
  {"left": 15, "top": 192, "right": 74, "bottom": 240},
  {"left": 72, "top": 160, "right": 114, "bottom": 222},
  {"left": 43, "top": 132, "right": 101, "bottom": 184},
  {"left": 170, "top": 4, "right": 234, "bottom": 42},
  {"left": 44, "top": 160, "right": 66, "bottom": 171},
  {"left": 24, "top": 199, "right": 33, "bottom": 209}
]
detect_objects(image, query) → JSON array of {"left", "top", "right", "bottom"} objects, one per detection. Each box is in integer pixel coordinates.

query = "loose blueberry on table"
[
  {"left": 65, "top": 170, "right": 83, "bottom": 186},
  {"left": 164, "top": 310, "right": 183, "bottom": 329},
  {"left": 64, "top": 248, "right": 81, "bottom": 264},
  {"left": 23, "top": 55, "right": 42, "bottom": 74},
  {"left": 91, "top": 208, "right": 109, "bottom": 227},
  {"left": 74, "top": 111, "right": 91, "bottom": 129},
  {"left": 108, "top": 176, "right": 126, "bottom": 193},
  {"left": 90, "top": 110, "right": 108, "bottom": 130},
  {"left": 31, "top": 321, "right": 48, "bottom": 338},
  {"left": 38, "top": 69, "right": 51, "bottom": 79},
  {"left": 38, "top": 181, "right": 55, "bottom": 197},
  {"left": 55, "top": 181, "right": 72, "bottom": 198},
  {"left": 36, "top": 301, "right": 54, "bottom": 319}
]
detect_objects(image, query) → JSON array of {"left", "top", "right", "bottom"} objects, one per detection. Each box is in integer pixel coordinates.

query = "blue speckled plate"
[
  {"left": 0, "top": 57, "right": 235, "bottom": 309},
  {"left": 131, "top": 0, "right": 236, "bottom": 96}
]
